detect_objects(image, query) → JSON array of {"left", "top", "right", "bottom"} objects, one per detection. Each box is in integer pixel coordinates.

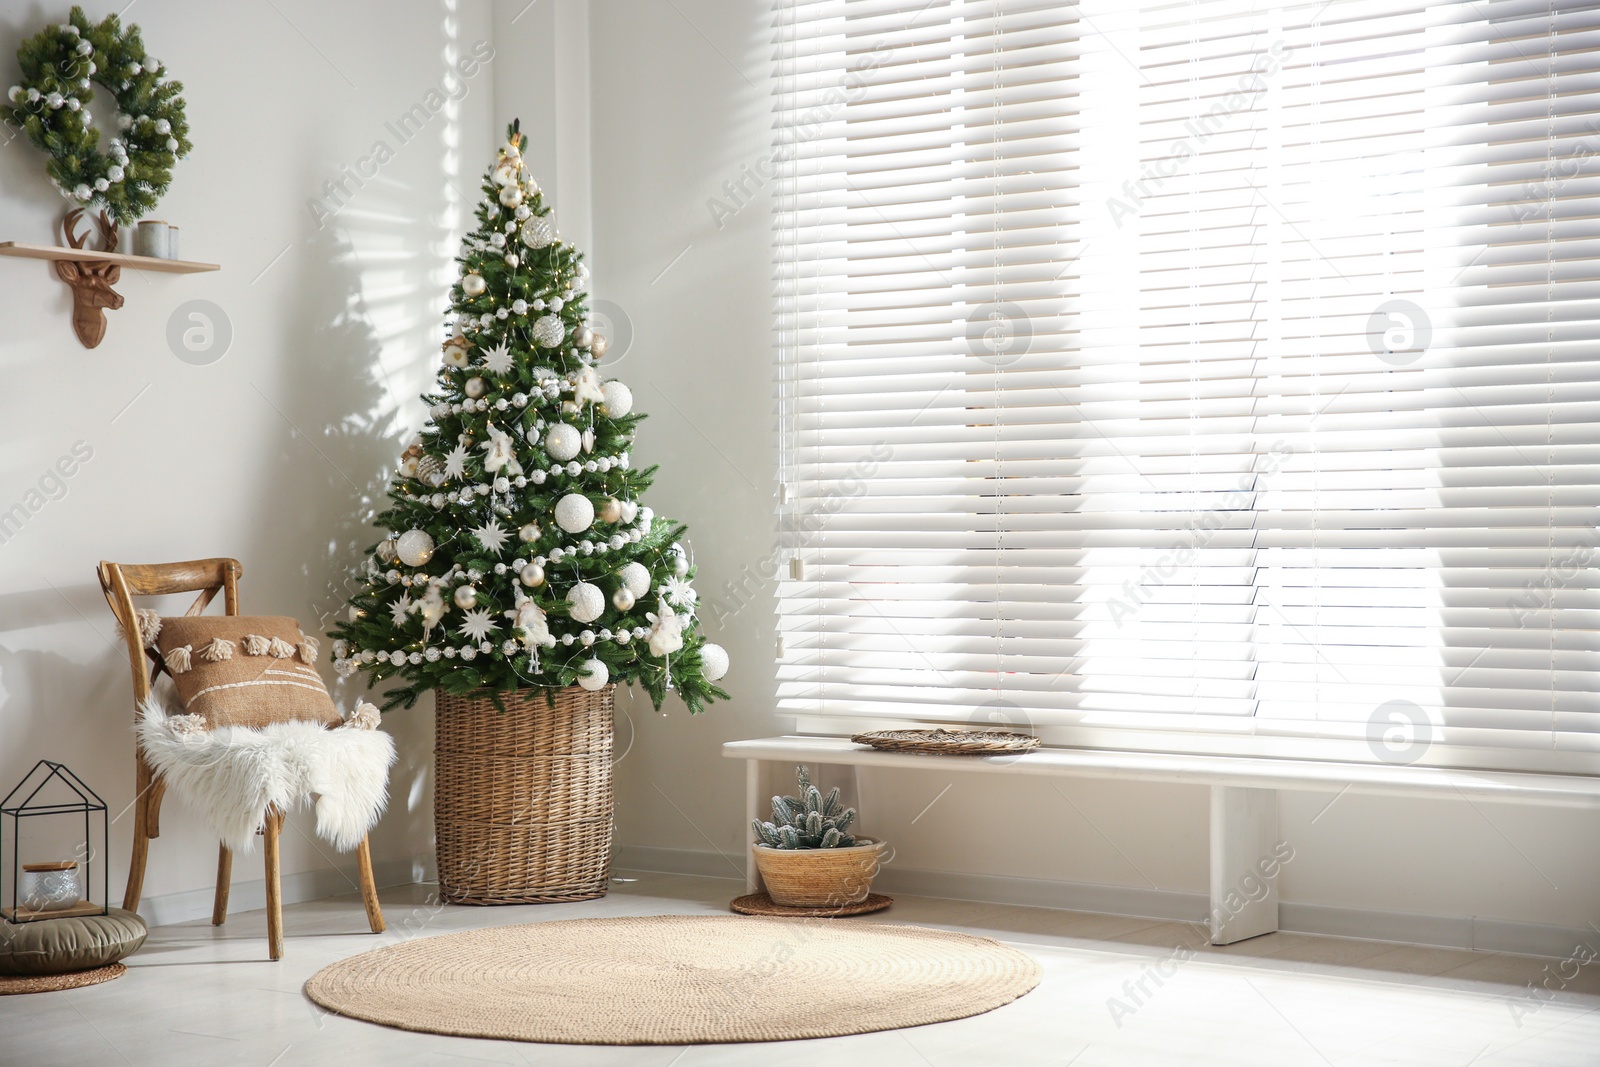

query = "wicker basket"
[
  {"left": 752, "top": 840, "right": 884, "bottom": 908},
  {"left": 434, "top": 685, "right": 614, "bottom": 905}
]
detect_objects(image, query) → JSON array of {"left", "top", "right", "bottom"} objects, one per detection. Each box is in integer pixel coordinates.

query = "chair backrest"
[{"left": 98, "top": 559, "right": 242, "bottom": 709}]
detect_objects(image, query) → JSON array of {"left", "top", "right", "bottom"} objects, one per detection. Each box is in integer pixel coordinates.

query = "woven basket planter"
[
  {"left": 434, "top": 685, "right": 613, "bottom": 905},
  {"left": 752, "top": 840, "right": 884, "bottom": 908}
]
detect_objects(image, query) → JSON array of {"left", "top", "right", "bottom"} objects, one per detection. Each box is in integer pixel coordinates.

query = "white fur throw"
[{"left": 137, "top": 697, "right": 395, "bottom": 854}]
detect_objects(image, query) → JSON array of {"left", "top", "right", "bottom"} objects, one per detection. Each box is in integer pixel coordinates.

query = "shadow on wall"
[{"left": 247, "top": 210, "right": 436, "bottom": 871}]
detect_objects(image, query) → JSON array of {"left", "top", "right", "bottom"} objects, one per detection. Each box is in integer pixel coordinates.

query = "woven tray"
[
  {"left": 730, "top": 892, "right": 893, "bottom": 918},
  {"left": 850, "top": 729, "right": 1040, "bottom": 755}
]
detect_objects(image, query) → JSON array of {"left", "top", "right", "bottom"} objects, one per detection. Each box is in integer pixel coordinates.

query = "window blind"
[{"left": 772, "top": 0, "right": 1600, "bottom": 773}]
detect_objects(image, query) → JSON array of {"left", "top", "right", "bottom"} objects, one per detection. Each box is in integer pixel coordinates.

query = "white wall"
[
  {"left": 587, "top": 0, "right": 1600, "bottom": 948},
  {"left": 0, "top": 0, "right": 495, "bottom": 911}
]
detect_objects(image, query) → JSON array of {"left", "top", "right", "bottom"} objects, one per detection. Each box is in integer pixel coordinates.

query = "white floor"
[{"left": 3, "top": 871, "right": 1598, "bottom": 1066}]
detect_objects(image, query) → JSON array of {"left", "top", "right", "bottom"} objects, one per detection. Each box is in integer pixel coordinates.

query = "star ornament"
[
  {"left": 458, "top": 607, "right": 500, "bottom": 643},
  {"left": 480, "top": 341, "right": 515, "bottom": 376},
  {"left": 443, "top": 444, "right": 471, "bottom": 481},
  {"left": 473, "top": 518, "right": 512, "bottom": 556},
  {"left": 389, "top": 592, "right": 414, "bottom": 628}
]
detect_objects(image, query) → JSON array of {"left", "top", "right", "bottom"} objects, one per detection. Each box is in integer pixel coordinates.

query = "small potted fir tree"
[{"left": 750, "top": 766, "right": 884, "bottom": 907}]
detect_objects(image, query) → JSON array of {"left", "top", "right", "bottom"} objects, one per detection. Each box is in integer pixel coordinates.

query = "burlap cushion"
[{"left": 153, "top": 616, "right": 341, "bottom": 729}]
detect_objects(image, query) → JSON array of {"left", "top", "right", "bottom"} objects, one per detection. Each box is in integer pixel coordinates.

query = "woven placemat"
[
  {"left": 305, "top": 915, "right": 1040, "bottom": 1044},
  {"left": 0, "top": 962, "right": 125, "bottom": 996},
  {"left": 851, "top": 728, "right": 1041, "bottom": 755},
  {"left": 730, "top": 892, "right": 893, "bottom": 917}
]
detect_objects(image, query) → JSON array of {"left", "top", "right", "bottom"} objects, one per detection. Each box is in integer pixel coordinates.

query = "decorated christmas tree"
[{"left": 332, "top": 122, "right": 729, "bottom": 714}]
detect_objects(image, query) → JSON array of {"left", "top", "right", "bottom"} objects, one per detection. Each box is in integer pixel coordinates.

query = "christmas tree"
[{"left": 331, "top": 122, "right": 730, "bottom": 714}]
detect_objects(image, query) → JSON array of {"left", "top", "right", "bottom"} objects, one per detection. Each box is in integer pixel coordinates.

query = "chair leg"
[
  {"left": 356, "top": 835, "right": 386, "bottom": 934},
  {"left": 123, "top": 811, "right": 149, "bottom": 912},
  {"left": 212, "top": 845, "right": 232, "bottom": 925},
  {"left": 263, "top": 809, "right": 284, "bottom": 961}
]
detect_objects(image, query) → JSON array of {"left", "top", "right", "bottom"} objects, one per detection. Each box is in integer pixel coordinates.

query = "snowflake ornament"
[
  {"left": 480, "top": 341, "right": 515, "bottom": 376},
  {"left": 458, "top": 607, "right": 500, "bottom": 643},
  {"left": 473, "top": 518, "right": 512, "bottom": 556},
  {"left": 659, "top": 576, "right": 698, "bottom": 612}
]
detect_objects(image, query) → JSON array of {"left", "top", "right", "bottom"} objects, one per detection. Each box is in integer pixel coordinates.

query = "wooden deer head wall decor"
[{"left": 55, "top": 209, "right": 124, "bottom": 349}]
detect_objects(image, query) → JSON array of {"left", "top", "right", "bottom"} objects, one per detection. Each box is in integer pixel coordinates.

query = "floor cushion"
[{"left": 0, "top": 908, "right": 147, "bottom": 976}]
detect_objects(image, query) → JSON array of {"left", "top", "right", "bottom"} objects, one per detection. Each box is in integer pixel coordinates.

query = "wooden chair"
[{"left": 98, "top": 558, "right": 385, "bottom": 960}]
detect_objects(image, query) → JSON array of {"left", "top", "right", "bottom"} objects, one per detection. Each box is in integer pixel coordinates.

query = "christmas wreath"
[{"left": 1, "top": 6, "right": 190, "bottom": 224}]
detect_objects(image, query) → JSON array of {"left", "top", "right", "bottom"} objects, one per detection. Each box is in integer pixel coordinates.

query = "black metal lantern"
[{"left": 1, "top": 761, "right": 109, "bottom": 923}]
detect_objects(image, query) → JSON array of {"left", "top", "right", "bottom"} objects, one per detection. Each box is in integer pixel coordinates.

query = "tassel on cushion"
[
  {"left": 242, "top": 634, "right": 271, "bottom": 656},
  {"left": 298, "top": 636, "right": 320, "bottom": 665},
  {"left": 119, "top": 608, "right": 162, "bottom": 650},
  {"left": 344, "top": 701, "right": 382, "bottom": 731},
  {"left": 166, "top": 713, "right": 207, "bottom": 736},
  {"left": 137, "top": 608, "right": 162, "bottom": 649},
  {"left": 166, "top": 644, "right": 193, "bottom": 674},
  {"left": 267, "top": 636, "right": 296, "bottom": 659},
  {"left": 199, "top": 637, "right": 235, "bottom": 663}
]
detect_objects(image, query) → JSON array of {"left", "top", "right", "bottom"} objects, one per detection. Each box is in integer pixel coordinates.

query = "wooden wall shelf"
[
  {"left": 1, "top": 215, "right": 222, "bottom": 348},
  {"left": 0, "top": 241, "right": 219, "bottom": 274}
]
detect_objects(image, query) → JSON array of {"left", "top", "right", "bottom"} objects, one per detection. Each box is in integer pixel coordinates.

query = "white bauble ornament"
[
  {"left": 597, "top": 497, "right": 623, "bottom": 524},
  {"left": 545, "top": 423, "right": 582, "bottom": 461},
  {"left": 464, "top": 377, "right": 486, "bottom": 398},
  {"left": 453, "top": 585, "right": 478, "bottom": 609},
  {"left": 461, "top": 272, "right": 486, "bottom": 297},
  {"left": 520, "top": 215, "right": 555, "bottom": 249},
  {"left": 612, "top": 586, "right": 636, "bottom": 612},
  {"left": 531, "top": 314, "right": 565, "bottom": 348},
  {"left": 700, "top": 643, "right": 730, "bottom": 682},
  {"left": 520, "top": 562, "right": 546, "bottom": 587},
  {"left": 555, "top": 493, "right": 595, "bottom": 534},
  {"left": 576, "top": 658, "right": 609, "bottom": 691},
  {"left": 396, "top": 529, "right": 435, "bottom": 567},
  {"left": 573, "top": 325, "right": 593, "bottom": 348},
  {"left": 519, "top": 522, "right": 541, "bottom": 543},
  {"left": 600, "top": 380, "right": 633, "bottom": 418},
  {"left": 567, "top": 582, "right": 605, "bottom": 623},
  {"left": 618, "top": 562, "right": 651, "bottom": 598},
  {"left": 498, "top": 185, "right": 523, "bottom": 208}
]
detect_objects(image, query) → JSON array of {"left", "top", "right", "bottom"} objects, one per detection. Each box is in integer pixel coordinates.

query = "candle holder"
[{"left": 2, "top": 761, "right": 108, "bottom": 923}]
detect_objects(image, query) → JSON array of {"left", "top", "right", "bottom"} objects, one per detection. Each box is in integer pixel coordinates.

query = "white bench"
[{"left": 724, "top": 736, "right": 1600, "bottom": 944}]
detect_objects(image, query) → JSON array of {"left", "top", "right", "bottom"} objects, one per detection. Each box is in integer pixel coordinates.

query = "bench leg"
[
  {"left": 745, "top": 758, "right": 763, "bottom": 894},
  {"left": 1208, "top": 785, "right": 1279, "bottom": 945}
]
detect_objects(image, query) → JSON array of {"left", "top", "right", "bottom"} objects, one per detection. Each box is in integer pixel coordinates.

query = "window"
[{"left": 772, "top": 0, "right": 1600, "bottom": 772}]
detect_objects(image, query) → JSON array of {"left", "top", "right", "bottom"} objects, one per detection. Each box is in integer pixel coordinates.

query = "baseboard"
[
  {"left": 611, "top": 843, "right": 1597, "bottom": 960},
  {"left": 613, "top": 843, "right": 746, "bottom": 880},
  {"left": 137, "top": 854, "right": 437, "bottom": 928}
]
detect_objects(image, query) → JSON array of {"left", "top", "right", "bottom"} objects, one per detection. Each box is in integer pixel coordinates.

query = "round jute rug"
[{"left": 304, "top": 914, "right": 1041, "bottom": 1045}]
